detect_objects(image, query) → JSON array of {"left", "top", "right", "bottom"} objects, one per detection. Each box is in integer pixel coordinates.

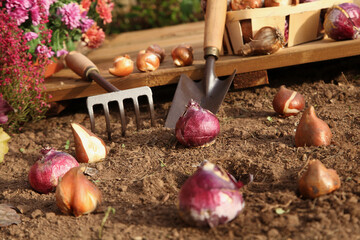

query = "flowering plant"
[
  {"left": 2, "top": 0, "right": 113, "bottom": 59},
  {"left": 0, "top": 0, "right": 113, "bottom": 133}
]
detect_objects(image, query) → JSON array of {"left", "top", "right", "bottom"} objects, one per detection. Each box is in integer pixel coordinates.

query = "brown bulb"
[
  {"left": 264, "top": 0, "right": 292, "bottom": 7},
  {"left": 146, "top": 44, "right": 165, "bottom": 63},
  {"left": 231, "top": 0, "right": 263, "bottom": 10},
  {"left": 273, "top": 85, "right": 305, "bottom": 117},
  {"left": 171, "top": 44, "right": 194, "bottom": 67},
  {"left": 299, "top": 159, "right": 340, "bottom": 199},
  {"left": 55, "top": 167, "right": 102, "bottom": 217},
  {"left": 238, "top": 26, "right": 284, "bottom": 56},
  {"left": 136, "top": 50, "right": 160, "bottom": 72},
  {"left": 108, "top": 54, "right": 134, "bottom": 77},
  {"left": 295, "top": 106, "right": 332, "bottom": 147}
]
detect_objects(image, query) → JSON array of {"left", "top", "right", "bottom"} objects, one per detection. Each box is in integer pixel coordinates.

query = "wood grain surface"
[{"left": 44, "top": 21, "right": 360, "bottom": 102}]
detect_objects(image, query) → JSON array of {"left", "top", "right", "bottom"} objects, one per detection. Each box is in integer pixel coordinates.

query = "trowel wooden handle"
[
  {"left": 203, "top": 0, "right": 227, "bottom": 58},
  {"left": 65, "top": 51, "right": 99, "bottom": 80}
]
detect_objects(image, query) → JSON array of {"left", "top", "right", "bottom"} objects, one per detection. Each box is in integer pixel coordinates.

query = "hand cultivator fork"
[{"left": 65, "top": 51, "right": 155, "bottom": 140}]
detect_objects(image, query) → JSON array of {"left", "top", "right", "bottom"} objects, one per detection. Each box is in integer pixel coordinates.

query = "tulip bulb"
[
  {"left": 136, "top": 50, "right": 160, "bottom": 72},
  {"left": 171, "top": 44, "right": 194, "bottom": 67},
  {"left": 108, "top": 54, "right": 134, "bottom": 77},
  {"left": 295, "top": 106, "right": 332, "bottom": 147},
  {"left": 56, "top": 167, "right": 102, "bottom": 217},
  {"left": 273, "top": 85, "right": 305, "bottom": 117},
  {"left": 178, "top": 161, "right": 245, "bottom": 227},
  {"left": 71, "top": 123, "right": 107, "bottom": 163},
  {"left": 299, "top": 159, "right": 341, "bottom": 199},
  {"left": 146, "top": 44, "right": 165, "bottom": 63}
]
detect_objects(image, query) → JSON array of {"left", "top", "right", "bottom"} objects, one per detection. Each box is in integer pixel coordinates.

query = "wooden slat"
[
  {"left": 226, "top": 0, "right": 351, "bottom": 21},
  {"left": 45, "top": 21, "right": 360, "bottom": 102}
]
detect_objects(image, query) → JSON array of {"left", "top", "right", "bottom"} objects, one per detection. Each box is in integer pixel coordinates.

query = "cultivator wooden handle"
[
  {"left": 65, "top": 51, "right": 99, "bottom": 80},
  {"left": 65, "top": 51, "right": 118, "bottom": 92}
]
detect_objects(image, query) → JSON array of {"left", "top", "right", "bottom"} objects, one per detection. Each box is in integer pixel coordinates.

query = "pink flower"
[
  {"left": 80, "top": 11, "right": 94, "bottom": 33},
  {"left": 82, "top": 23, "right": 105, "bottom": 49},
  {"left": 5, "top": 0, "right": 31, "bottom": 25},
  {"left": 96, "top": 0, "right": 113, "bottom": 24},
  {"left": 36, "top": 45, "right": 54, "bottom": 58},
  {"left": 24, "top": 32, "right": 39, "bottom": 41},
  {"left": 57, "top": 2, "right": 81, "bottom": 30},
  {"left": 56, "top": 49, "right": 68, "bottom": 57}
]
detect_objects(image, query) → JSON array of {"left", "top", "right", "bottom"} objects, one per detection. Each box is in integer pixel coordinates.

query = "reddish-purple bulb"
[{"left": 175, "top": 99, "right": 220, "bottom": 147}]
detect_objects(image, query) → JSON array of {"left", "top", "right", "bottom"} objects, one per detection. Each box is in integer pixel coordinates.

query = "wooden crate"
[{"left": 223, "top": 0, "right": 351, "bottom": 55}]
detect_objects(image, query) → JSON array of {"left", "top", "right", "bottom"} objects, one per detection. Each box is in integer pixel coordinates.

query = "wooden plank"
[
  {"left": 45, "top": 21, "right": 360, "bottom": 102},
  {"left": 233, "top": 70, "right": 269, "bottom": 89},
  {"left": 226, "top": 0, "right": 350, "bottom": 21}
]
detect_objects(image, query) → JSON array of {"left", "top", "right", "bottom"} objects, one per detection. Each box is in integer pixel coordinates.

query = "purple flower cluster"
[
  {"left": 57, "top": 3, "right": 94, "bottom": 32},
  {"left": 57, "top": 2, "right": 81, "bottom": 30},
  {"left": 5, "top": 0, "right": 54, "bottom": 26}
]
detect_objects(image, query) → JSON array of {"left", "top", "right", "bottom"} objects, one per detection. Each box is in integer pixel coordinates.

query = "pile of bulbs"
[{"left": 108, "top": 43, "right": 194, "bottom": 77}]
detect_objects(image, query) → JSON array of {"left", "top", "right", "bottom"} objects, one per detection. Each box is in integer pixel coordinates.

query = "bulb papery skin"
[
  {"left": 324, "top": 3, "right": 360, "bottom": 40},
  {"left": 28, "top": 147, "right": 79, "bottom": 194},
  {"left": 175, "top": 99, "right": 220, "bottom": 147},
  {"left": 295, "top": 106, "right": 332, "bottom": 147},
  {"left": 178, "top": 161, "right": 245, "bottom": 228},
  {"left": 273, "top": 85, "right": 305, "bottom": 117},
  {"left": 298, "top": 159, "right": 341, "bottom": 199},
  {"left": 55, "top": 167, "right": 102, "bottom": 217}
]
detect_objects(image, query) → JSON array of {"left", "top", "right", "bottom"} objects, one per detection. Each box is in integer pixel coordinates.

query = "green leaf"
[
  {"left": 64, "top": 140, "right": 70, "bottom": 150},
  {"left": 267, "top": 116, "right": 273, "bottom": 122},
  {"left": 275, "top": 208, "right": 288, "bottom": 215}
]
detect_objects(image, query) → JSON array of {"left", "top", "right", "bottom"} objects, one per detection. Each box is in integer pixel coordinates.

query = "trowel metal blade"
[
  {"left": 164, "top": 74, "right": 205, "bottom": 129},
  {"left": 164, "top": 70, "right": 236, "bottom": 129}
]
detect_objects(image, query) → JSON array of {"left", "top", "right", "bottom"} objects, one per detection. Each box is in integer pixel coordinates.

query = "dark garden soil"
[{"left": 1, "top": 55, "right": 360, "bottom": 240}]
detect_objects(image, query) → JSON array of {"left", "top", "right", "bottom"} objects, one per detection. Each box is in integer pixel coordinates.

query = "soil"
[{"left": 1, "top": 55, "right": 360, "bottom": 240}]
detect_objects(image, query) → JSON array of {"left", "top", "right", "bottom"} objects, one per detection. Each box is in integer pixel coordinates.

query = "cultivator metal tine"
[
  {"left": 87, "top": 100, "right": 96, "bottom": 133},
  {"left": 117, "top": 100, "right": 127, "bottom": 136},
  {"left": 132, "top": 97, "right": 141, "bottom": 130},
  {"left": 102, "top": 103, "right": 112, "bottom": 140},
  {"left": 85, "top": 86, "right": 156, "bottom": 140}
]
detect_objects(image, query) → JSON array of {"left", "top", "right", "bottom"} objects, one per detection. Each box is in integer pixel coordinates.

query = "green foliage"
[{"left": 109, "top": 0, "right": 204, "bottom": 34}]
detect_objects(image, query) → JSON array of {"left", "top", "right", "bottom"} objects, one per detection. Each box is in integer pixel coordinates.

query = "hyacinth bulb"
[
  {"left": 295, "top": 106, "right": 332, "bottom": 147},
  {"left": 28, "top": 147, "right": 79, "bottom": 194},
  {"left": 299, "top": 159, "right": 341, "bottom": 199},
  {"left": 175, "top": 99, "right": 220, "bottom": 147},
  {"left": 324, "top": 3, "right": 360, "bottom": 41},
  {"left": 272, "top": 85, "right": 305, "bottom": 117},
  {"left": 178, "top": 161, "right": 245, "bottom": 228}
]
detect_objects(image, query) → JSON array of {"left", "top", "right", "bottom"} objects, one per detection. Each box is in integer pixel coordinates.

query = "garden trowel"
[{"left": 164, "top": 0, "right": 236, "bottom": 129}]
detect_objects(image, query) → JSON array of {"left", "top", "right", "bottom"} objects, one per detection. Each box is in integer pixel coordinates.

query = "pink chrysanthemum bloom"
[
  {"left": 57, "top": 2, "right": 81, "bottom": 30},
  {"left": 80, "top": 11, "right": 94, "bottom": 33},
  {"left": 96, "top": 0, "right": 113, "bottom": 24},
  {"left": 24, "top": 32, "right": 38, "bottom": 42},
  {"left": 82, "top": 23, "right": 105, "bottom": 49},
  {"left": 5, "top": 0, "right": 32, "bottom": 25}
]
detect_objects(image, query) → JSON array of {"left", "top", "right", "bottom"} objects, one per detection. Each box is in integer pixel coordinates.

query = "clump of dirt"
[{"left": 1, "top": 56, "right": 360, "bottom": 240}]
